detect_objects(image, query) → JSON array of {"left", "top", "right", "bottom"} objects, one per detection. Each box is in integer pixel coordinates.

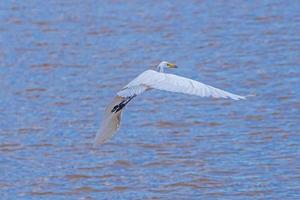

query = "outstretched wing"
[
  {"left": 94, "top": 96, "right": 124, "bottom": 146},
  {"left": 117, "top": 70, "right": 245, "bottom": 100}
]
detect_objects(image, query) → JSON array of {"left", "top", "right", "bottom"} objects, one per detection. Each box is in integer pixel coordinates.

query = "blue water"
[{"left": 1, "top": 0, "right": 299, "bottom": 199}]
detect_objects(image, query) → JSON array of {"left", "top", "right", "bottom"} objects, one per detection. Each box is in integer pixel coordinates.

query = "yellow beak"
[{"left": 167, "top": 63, "right": 178, "bottom": 68}]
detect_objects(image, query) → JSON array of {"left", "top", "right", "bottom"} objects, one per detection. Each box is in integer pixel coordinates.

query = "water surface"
[{"left": 1, "top": 0, "right": 300, "bottom": 199}]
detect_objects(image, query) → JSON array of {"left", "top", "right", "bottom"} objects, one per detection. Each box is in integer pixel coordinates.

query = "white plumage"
[
  {"left": 117, "top": 70, "right": 245, "bottom": 100},
  {"left": 94, "top": 61, "right": 245, "bottom": 146}
]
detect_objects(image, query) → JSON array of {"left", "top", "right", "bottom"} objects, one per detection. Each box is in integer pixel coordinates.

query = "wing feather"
[
  {"left": 94, "top": 96, "right": 124, "bottom": 146},
  {"left": 117, "top": 70, "right": 245, "bottom": 100}
]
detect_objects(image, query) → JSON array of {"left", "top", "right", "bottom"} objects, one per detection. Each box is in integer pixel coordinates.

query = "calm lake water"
[{"left": 1, "top": 0, "right": 300, "bottom": 199}]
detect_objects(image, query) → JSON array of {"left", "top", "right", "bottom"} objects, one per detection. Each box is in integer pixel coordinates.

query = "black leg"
[{"left": 111, "top": 95, "right": 136, "bottom": 113}]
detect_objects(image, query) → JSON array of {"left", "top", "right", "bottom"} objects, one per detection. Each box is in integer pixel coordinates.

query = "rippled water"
[{"left": 1, "top": 0, "right": 300, "bottom": 199}]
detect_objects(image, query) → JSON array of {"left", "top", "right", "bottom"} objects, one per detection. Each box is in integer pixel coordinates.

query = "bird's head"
[{"left": 157, "top": 61, "right": 178, "bottom": 72}]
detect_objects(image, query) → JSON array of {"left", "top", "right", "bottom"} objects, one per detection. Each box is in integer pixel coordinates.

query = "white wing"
[
  {"left": 117, "top": 70, "right": 245, "bottom": 100},
  {"left": 95, "top": 70, "right": 245, "bottom": 145},
  {"left": 94, "top": 96, "right": 124, "bottom": 146}
]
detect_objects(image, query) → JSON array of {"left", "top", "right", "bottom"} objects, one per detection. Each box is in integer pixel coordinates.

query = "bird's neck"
[{"left": 157, "top": 66, "right": 164, "bottom": 73}]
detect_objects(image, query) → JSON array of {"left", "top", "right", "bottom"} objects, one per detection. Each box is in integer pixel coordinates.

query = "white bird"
[{"left": 94, "top": 61, "right": 245, "bottom": 146}]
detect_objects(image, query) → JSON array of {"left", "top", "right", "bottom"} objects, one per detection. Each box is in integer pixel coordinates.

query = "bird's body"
[{"left": 94, "top": 61, "right": 245, "bottom": 146}]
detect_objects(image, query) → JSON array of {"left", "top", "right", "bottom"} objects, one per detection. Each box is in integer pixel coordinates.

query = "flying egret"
[{"left": 94, "top": 61, "right": 245, "bottom": 146}]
